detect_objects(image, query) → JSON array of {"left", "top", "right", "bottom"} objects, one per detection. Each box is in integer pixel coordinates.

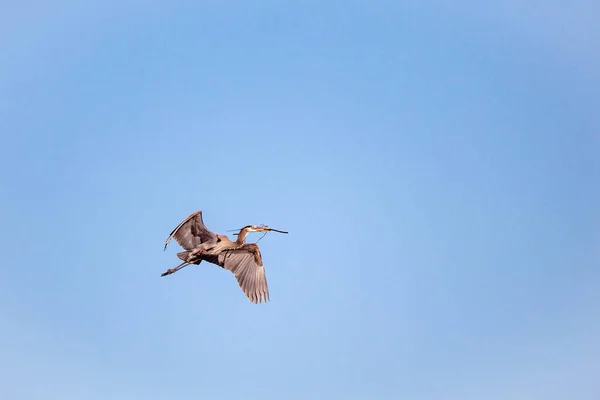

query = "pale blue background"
[{"left": 1, "top": 1, "right": 599, "bottom": 399}]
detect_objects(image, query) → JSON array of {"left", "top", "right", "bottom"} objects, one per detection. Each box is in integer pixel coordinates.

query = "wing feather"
[
  {"left": 164, "top": 211, "right": 218, "bottom": 251},
  {"left": 217, "top": 247, "right": 270, "bottom": 304}
]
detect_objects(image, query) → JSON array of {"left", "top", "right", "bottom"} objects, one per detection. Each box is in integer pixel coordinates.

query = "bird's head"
[
  {"left": 236, "top": 225, "right": 289, "bottom": 235},
  {"left": 243, "top": 225, "right": 264, "bottom": 233}
]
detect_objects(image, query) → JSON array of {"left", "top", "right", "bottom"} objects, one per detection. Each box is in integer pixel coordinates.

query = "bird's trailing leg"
[{"left": 161, "top": 261, "right": 190, "bottom": 277}]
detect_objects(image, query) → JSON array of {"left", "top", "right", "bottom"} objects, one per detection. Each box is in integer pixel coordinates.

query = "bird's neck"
[{"left": 236, "top": 229, "right": 250, "bottom": 245}]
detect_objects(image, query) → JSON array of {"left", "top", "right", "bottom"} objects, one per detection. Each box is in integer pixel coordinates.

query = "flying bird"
[{"left": 162, "top": 211, "right": 288, "bottom": 304}]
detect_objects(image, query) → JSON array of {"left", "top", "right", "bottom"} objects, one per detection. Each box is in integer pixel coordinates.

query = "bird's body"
[{"left": 162, "top": 211, "right": 287, "bottom": 304}]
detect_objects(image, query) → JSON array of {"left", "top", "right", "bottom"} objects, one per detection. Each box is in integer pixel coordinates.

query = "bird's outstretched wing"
[
  {"left": 217, "top": 245, "right": 270, "bottom": 304},
  {"left": 164, "top": 211, "right": 218, "bottom": 251}
]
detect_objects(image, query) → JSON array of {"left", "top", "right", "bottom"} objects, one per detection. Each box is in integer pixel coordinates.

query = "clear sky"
[{"left": 1, "top": 1, "right": 599, "bottom": 399}]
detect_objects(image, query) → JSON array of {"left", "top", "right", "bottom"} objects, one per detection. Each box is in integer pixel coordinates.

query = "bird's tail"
[{"left": 176, "top": 251, "right": 203, "bottom": 264}]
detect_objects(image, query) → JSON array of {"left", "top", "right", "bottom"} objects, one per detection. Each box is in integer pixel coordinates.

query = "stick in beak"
[{"left": 263, "top": 227, "right": 288, "bottom": 234}]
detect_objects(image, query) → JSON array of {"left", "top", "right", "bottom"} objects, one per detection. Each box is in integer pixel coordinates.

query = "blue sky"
[{"left": 1, "top": 1, "right": 599, "bottom": 399}]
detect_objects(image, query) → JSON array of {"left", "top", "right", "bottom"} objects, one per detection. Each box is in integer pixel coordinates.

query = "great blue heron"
[{"left": 161, "top": 211, "right": 288, "bottom": 304}]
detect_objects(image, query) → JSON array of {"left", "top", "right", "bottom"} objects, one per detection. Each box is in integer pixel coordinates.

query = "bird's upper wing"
[
  {"left": 217, "top": 245, "right": 270, "bottom": 304},
  {"left": 164, "top": 211, "right": 218, "bottom": 251}
]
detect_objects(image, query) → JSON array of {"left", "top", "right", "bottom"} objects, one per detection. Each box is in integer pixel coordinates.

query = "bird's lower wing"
[{"left": 218, "top": 249, "right": 269, "bottom": 304}]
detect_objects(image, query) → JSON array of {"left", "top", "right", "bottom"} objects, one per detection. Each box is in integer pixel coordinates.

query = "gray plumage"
[
  {"left": 164, "top": 211, "right": 217, "bottom": 251},
  {"left": 162, "top": 210, "right": 287, "bottom": 304}
]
